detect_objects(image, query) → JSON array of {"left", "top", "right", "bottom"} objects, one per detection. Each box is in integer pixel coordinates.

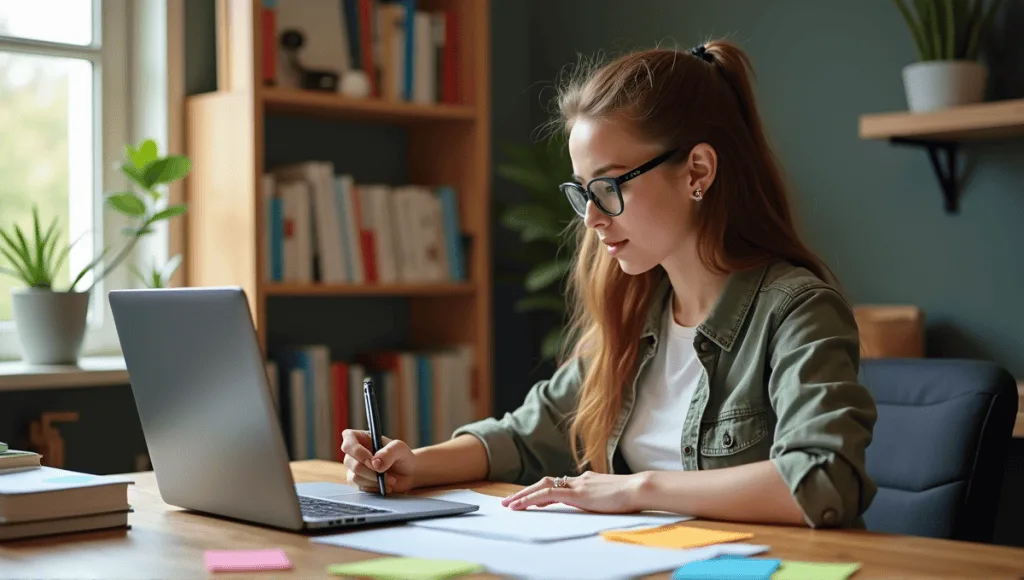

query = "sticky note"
[
  {"left": 601, "top": 524, "right": 754, "bottom": 549},
  {"left": 328, "top": 557, "right": 484, "bottom": 580},
  {"left": 673, "top": 557, "right": 781, "bottom": 579},
  {"left": 204, "top": 548, "right": 293, "bottom": 573},
  {"left": 772, "top": 560, "right": 861, "bottom": 580}
]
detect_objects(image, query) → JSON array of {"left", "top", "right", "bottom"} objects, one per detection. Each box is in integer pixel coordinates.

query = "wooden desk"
[{"left": 2, "top": 460, "right": 1024, "bottom": 579}]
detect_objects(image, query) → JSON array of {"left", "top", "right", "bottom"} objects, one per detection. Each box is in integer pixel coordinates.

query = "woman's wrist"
[{"left": 626, "top": 470, "right": 659, "bottom": 511}]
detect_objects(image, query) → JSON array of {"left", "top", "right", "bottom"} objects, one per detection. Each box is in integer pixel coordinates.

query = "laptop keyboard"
[{"left": 298, "top": 495, "right": 390, "bottom": 518}]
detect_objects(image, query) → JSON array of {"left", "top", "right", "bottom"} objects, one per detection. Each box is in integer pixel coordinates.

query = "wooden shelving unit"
[
  {"left": 858, "top": 98, "right": 1024, "bottom": 213},
  {"left": 184, "top": 0, "right": 492, "bottom": 420}
]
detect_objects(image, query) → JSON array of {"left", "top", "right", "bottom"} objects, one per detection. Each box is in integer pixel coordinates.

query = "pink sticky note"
[{"left": 204, "top": 548, "right": 293, "bottom": 573}]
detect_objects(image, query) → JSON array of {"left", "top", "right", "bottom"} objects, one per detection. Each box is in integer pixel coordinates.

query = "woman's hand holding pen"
[{"left": 340, "top": 429, "right": 417, "bottom": 494}]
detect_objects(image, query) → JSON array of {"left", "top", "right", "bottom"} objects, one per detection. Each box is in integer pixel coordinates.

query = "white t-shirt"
[{"left": 619, "top": 297, "right": 703, "bottom": 472}]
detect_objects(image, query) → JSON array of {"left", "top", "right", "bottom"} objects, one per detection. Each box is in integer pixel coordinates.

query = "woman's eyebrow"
[{"left": 571, "top": 163, "right": 628, "bottom": 182}]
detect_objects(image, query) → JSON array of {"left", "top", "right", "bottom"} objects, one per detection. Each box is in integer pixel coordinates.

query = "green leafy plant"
[
  {"left": 496, "top": 133, "right": 578, "bottom": 360},
  {"left": 0, "top": 139, "right": 190, "bottom": 292},
  {"left": 0, "top": 206, "right": 107, "bottom": 290},
  {"left": 892, "top": 0, "right": 1004, "bottom": 61}
]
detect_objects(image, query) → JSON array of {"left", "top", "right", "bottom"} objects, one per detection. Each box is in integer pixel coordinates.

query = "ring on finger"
[{"left": 553, "top": 475, "right": 570, "bottom": 488}]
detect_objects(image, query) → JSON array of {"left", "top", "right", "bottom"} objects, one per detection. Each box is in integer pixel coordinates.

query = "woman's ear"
[{"left": 684, "top": 143, "right": 717, "bottom": 194}]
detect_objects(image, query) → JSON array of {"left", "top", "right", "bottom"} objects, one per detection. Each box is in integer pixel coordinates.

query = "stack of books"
[{"left": 0, "top": 443, "right": 133, "bottom": 541}]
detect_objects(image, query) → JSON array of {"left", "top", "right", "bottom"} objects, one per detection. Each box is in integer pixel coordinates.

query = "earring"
[{"left": 692, "top": 188, "right": 704, "bottom": 201}]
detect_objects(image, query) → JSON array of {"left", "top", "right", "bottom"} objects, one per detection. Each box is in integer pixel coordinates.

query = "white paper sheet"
[
  {"left": 312, "top": 525, "right": 770, "bottom": 580},
  {"left": 407, "top": 489, "right": 692, "bottom": 542}
]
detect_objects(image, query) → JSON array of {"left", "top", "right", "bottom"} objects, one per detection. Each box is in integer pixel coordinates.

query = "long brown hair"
[{"left": 555, "top": 40, "right": 833, "bottom": 473}]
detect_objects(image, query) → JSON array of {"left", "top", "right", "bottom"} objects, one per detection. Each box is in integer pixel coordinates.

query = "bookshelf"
[{"left": 184, "top": 0, "right": 492, "bottom": 446}]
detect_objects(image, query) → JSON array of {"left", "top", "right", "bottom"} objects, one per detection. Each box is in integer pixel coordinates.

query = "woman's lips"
[{"left": 603, "top": 239, "right": 628, "bottom": 255}]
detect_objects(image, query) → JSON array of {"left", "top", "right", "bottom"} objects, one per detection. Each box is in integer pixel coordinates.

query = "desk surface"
[{"left": 2, "top": 460, "right": 1024, "bottom": 579}]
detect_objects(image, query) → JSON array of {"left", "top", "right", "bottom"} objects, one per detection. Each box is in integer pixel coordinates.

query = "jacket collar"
[{"left": 640, "top": 263, "right": 769, "bottom": 352}]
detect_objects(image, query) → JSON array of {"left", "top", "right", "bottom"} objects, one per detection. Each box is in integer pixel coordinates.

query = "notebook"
[
  {"left": 0, "top": 450, "right": 41, "bottom": 472},
  {"left": 0, "top": 466, "right": 132, "bottom": 524}
]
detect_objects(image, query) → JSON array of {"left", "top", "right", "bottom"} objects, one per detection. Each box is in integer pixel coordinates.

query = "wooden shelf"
[
  {"left": 859, "top": 98, "right": 1024, "bottom": 141},
  {"left": 262, "top": 87, "right": 477, "bottom": 123},
  {"left": 859, "top": 98, "right": 1024, "bottom": 213},
  {"left": 264, "top": 282, "right": 475, "bottom": 297}
]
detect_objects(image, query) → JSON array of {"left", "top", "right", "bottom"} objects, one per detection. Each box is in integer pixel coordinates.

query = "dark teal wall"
[{"left": 522, "top": 0, "right": 1024, "bottom": 378}]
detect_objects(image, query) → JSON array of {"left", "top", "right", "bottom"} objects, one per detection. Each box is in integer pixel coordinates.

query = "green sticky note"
[
  {"left": 772, "top": 560, "right": 861, "bottom": 580},
  {"left": 328, "top": 557, "right": 484, "bottom": 580}
]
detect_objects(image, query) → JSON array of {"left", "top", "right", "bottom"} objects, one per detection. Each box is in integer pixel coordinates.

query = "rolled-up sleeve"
[
  {"left": 452, "top": 357, "right": 583, "bottom": 485},
  {"left": 767, "top": 285, "right": 878, "bottom": 528}
]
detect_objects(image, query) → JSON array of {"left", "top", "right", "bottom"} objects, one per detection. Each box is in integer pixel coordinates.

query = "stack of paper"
[
  {"left": 408, "top": 489, "right": 690, "bottom": 542},
  {"left": 0, "top": 466, "right": 132, "bottom": 541},
  {"left": 315, "top": 525, "right": 769, "bottom": 580},
  {"left": 313, "top": 489, "right": 771, "bottom": 580}
]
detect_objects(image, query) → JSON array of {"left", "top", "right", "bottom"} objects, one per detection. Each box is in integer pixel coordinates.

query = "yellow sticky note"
[
  {"left": 601, "top": 524, "right": 754, "bottom": 549},
  {"left": 771, "top": 560, "right": 861, "bottom": 580},
  {"left": 328, "top": 557, "right": 484, "bottom": 580}
]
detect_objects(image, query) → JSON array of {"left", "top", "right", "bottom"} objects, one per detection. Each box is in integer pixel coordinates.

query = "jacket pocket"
[{"left": 700, "top": 407, "right": 769, "bottom": 457}]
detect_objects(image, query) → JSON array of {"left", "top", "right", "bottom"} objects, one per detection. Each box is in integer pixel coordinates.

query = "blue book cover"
[
  {"left": 402, "top": 0, "right": 416, "bottom": 100},
  {"left": 270, "top": 196, "right": 284, "bottom": 281},
  {"left": 436, "top": 186, "right": 465, "bottom": 281},
  {"left": 342, "top": 0, "right": 361, "bottom": 68}
]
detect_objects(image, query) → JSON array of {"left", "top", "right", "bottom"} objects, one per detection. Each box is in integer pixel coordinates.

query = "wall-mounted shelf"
[{"left": 859, "top": 98, "right": 1024, "bottom": 213}]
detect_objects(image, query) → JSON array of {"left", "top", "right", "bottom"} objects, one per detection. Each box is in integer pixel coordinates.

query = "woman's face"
[{"left": 567, "top": 117, "right": 706, "bottom": 275}]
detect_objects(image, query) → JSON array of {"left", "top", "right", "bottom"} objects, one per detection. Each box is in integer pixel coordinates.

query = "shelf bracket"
[{"left": 890, "top": 138, "right": 961, "bottom": 213}]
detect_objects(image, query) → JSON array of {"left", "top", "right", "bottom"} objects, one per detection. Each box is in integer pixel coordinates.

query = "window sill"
[{"left": 0, "top": 356, "right": 128, "bottom": 392}]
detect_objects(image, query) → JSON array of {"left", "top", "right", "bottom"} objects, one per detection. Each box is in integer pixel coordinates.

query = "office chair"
[{"left": 858, "top": 358, "right": 1018, "bottom": 543}]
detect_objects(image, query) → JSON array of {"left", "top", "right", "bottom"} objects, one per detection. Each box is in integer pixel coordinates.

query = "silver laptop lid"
[{"left": 109, "top": 287, "right": 304, "bottom": 530}]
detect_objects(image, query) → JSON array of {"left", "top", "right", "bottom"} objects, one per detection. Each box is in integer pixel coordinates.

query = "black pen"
[{"left": 362, "top": 377, "right": 387, "bottom": 496}]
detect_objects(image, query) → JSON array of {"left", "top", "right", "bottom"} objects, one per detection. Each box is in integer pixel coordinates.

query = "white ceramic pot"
[
  {"left": 902, "top": 60, "right": 988, "bottom": 112},
  {"left": 11, "top": 288, "right": 91, "bottom": 365}
]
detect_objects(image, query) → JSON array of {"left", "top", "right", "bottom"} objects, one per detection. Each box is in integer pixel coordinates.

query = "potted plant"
[
  {"left": 0, "top": 139, "right": 189, "bottom": 365},
  {"left": 893, "top": 0, "right": 1004, "bottom": 112},
  {"left": 495, "top": 133, "right": 577, "bottom": 361}
]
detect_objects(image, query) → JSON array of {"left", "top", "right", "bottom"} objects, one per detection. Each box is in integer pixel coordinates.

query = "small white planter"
[
  {"left": 11, "top": 288, "right": 91, "bottom": 365},
  {"left": 902, "top": 60, "right": 988, "bottom": 112}
]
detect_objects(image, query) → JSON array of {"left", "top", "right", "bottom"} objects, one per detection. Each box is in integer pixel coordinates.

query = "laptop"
[{"left": 108, "top": 286, "right": 478, "bottom": 531}]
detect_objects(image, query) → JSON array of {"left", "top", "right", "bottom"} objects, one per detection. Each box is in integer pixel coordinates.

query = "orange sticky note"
[{"left": 601, "top": 524, "right": 754, "bottom": 549}]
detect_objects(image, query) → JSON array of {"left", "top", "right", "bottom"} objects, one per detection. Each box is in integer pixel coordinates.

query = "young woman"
[{"left": 340, "top": 39, "right": 877, "bottom": 529}]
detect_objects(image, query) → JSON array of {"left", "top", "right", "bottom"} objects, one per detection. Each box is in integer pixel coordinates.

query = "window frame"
[{"left": 0, "top": 0, "right": 181, "bottom": 361}]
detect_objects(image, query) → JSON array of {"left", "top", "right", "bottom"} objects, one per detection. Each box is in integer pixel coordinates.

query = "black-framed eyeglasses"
[{"left": 559, "top": 148, "right": 679, "bottom": 218}]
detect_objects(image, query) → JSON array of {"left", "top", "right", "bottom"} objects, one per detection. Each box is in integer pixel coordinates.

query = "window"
[{"left": 0, "top": 0, "right": 130, "bottom": 359}]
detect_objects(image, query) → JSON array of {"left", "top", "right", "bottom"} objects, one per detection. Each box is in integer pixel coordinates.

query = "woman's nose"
[{"left": 583, "top": 200, "right": 609, "bottom": 229}]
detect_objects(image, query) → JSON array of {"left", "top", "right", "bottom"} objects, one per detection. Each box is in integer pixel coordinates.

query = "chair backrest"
[{"left": 858, "top": 358, "right": 1018, "bottom": 542}]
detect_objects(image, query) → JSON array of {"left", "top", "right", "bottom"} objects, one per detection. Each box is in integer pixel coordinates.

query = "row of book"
[
  {"left": 0, "top": 446, "right": 131, "bottom": 541},
  {"left": 263, "top": 161, "right": 467, "bottom": 285},
  {"left": 265, "top": 344, "right": 476, "bottom": 461},
  {"left": 261, "top": 0, "right": 459, "bottom": 104}
]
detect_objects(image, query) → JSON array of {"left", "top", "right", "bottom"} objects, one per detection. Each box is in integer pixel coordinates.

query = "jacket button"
[
  {"left": 822, "top": 509, "right": 838, "bottom": 526},
  {"left": 722, "top": 433, "right": 733, "bottom": 448},
  {"left": 682, "top": 445, "right": 693, "bottom": 455},
  {"left": 698, "top": 341, "right": 710, "bottom": 352}
]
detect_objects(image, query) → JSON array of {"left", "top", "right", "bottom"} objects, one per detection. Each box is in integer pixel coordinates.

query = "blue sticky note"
[
  {"left": 672, "top": 557, "right": 781, "bottom": 580},
  {"left": 45, "top": 475, "right": 95, "bottom": 484}
]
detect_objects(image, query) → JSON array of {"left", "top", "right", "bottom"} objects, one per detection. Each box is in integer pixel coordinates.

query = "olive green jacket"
[{"left": 453, "top": 261, "right": 878, "bottom": 529}]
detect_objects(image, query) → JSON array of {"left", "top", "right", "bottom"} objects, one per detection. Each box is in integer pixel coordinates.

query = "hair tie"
[{"left": 690, "top": 44, "right": 713, "bottom": 63}]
